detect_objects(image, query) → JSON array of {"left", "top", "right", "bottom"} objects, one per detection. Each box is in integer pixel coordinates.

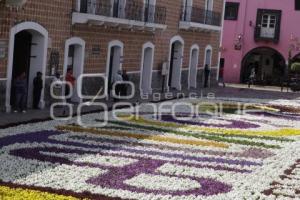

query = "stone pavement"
[{"left": 0, "top": 85, "right": 299, "bottom": 127}]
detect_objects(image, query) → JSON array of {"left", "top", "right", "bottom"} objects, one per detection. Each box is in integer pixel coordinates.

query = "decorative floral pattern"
[
  {"left": 263, "top": 159, "right": 300, "bottom": 199},
  {"left": 0, "top": 99, "right": 299, "bottom": 200}
]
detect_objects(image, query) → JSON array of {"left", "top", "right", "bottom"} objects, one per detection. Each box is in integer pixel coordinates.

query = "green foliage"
[
  {"left": 103, "top": 120, "right": 284, "bottom": 149},
  {"left": 291, "top": 62, "right": 300, "bottom": 72}
]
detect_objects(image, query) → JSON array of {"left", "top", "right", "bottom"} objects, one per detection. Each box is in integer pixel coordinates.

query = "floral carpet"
[{"left": 0, "top": 99, "right": 300, "bottom": 200}]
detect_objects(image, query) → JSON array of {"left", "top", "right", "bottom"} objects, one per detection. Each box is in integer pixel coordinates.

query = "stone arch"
[
  {"left": 140, "top": 42, "right": 155, "bottom": 94},
  {"left": 5, "top": 22, "right": 48, "bottom": 112},
  {"left": 167, "top": 35, "right": 184, "bottom": 90},
  {"left": 188, "top": 44, "right": 200, "bottom": 88}
]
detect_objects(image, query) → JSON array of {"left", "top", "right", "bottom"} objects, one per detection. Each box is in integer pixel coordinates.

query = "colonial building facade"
[
  {"left": 0, "top": 0, "right": 224, "bottom": 112},
  {"left": 221, "top": 0, "right": 300, "bottom": 85}
]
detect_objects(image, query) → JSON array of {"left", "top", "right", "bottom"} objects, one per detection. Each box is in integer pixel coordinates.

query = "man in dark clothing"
[
  {"left": 33, "top": 72, "right": 43, "bottom": 109},
  {"left": 204, "top": 64, "right": 211, "bottom": 88},
  {"left": 218, "top": 65, "right": 226, "bottom": 88},
  {"left": 14, "top": 72, "right": 28, "bottom": 113},
  {"left": 121, "top": 70, "right": 129, "bottom": 96}
]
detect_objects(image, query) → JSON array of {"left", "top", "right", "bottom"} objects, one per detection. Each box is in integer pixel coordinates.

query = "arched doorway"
[
  {"left": 204, "top": 45, "right": 212, "bottom": 67},
  {"left": 140, "top": 42, "right": 154, "bottom": 94},
  {"left": 188, "top": 44, "right": 199, "bottom": 89},
  {"left": 63, "top": 37, "right": 85, "bottom": 103},
  {"left": 6, "top": 22, "right": 48, "bottom": 112},
  {"left": 203, "top": 45, "right": 212, "bottom": 87},
  {"left": 106, "top": 40, "right": 124, "bottom": 96},
  {"left": 293, "top": 53, "right": 300, "bottom": 62},
  {"left": 168, "top": 36, "right": 184, "bottom": 90},
  {"left": 241, "top": 47, "right": 286, "bottom": 86}
]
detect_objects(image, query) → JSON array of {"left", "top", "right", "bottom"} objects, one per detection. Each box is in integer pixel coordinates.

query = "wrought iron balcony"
[
  {"left": 5, "top": 0, "right": 27, "bottom": 7},
  {"left": 180, "top": 6, "right": 221, "bottom": 31},
  {"left": 74, "top": 0, "right": 166, "bottom": 28}
]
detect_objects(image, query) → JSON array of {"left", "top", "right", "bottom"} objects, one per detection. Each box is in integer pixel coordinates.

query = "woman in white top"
[{"left": 52, "top": 72, "right": 62, "bottom": 101}]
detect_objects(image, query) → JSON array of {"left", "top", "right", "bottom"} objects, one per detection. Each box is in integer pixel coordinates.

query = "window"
[
  {"left": 255, "top": 9, "right": 282, "bottom": 43},
  {"left": 205, "top": 0, "right": 213, "bottom": 11},
  {"left": 224, "top": 2, "right": 239, "bottom": 20},
  {"left": 144, "top": 0, "right": 151, "bottom": 21},
  {"left": 261, "top": 14, "right": 276, "bottom": 28},
  {"left": 204, "top": 46, "right": 212, "bottom": 67},
  {"left": 182, "top": 0, "right": 192, "bottom": 21},
  {"left": 296, "top": 0, "right": 300, "bottom": 10},
  {"left": 112, "top": 0, "right": 126, "bottom": 18},
  {"left": 260, "top": 14, "right": 276, "bottom": 38},
  {"left": 144, "top": 0, "right": 156, "bottom": 23}
]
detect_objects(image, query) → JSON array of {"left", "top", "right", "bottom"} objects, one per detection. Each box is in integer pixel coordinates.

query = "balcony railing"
[
  {"left": 78, "top": 0, "right": 166, "bottom": 25},
  {"left": 181, "top": 6, "right": 221, "bottom": 26}
]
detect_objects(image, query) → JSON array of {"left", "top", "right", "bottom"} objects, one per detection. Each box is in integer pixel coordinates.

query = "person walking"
[
  {"left": 62, "top": 69, "right": 76, "bottom": 116},
  {"left": 248, "top": 67, "right": 256, "bottom": 88},
  {"left": 33, "top": 72, "right": 43, "bottom": 109},
  {"left": 204, "top": 64, "right": 211, "bottom": 88},
  {"left": 218, "top": 65, "right": 226, "bottom": 88},
  {"left": 52, "top": 72, "right": 63, "bottom": 98},
  {"left": 14, "top": 72, "right": 28, "bottom": 113},
  {"left": 113, "top": 70, "right": 123, "bottom": 101},
  {"left": 121, "top": 69, "right": 129, "bottom": 96},
  {"left": 65, "top": 68, "right": 76, "bottom": 103}
]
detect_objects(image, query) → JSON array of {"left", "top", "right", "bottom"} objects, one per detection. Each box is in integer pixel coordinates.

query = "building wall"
[
  {"left": 0, "top": 0, "right": 72, "bottom": 77},
  {"left": 0, "top": 0, "right": 223, "bottom": 111},
  {"left": 222, "top": 0, "right": 300, "bottom": 83}
]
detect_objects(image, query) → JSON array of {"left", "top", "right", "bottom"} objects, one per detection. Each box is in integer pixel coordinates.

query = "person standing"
[
  {"left": 121, "top": 69, "right": 129, "bottom": 96},
  {"left": 65, "top": 68, "right": 76, "bottom": 103},
  {"left": 218, "top": 65, "right": 226, "bottom": 88},
  {"left": 52, "top": 72, "right": 62, "bottom": 99},
  {"left": 248, "top": 67, "right": 256, "bottom": 88},
  {"left": 113, "top": 70, "right": 123, "bottom": 101},
  {"left": 14, "top": 72, "right": 28, "bottom": 113},
  {"left": 204, "top": 64, "right": 211, "bottom": 88},
  {"left": 33, "top": 72, "right": 43, "bottom": 109}
]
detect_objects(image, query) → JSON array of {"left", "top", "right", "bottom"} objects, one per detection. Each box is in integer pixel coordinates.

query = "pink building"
[{"left": 221, "top": 0, "right": 300, "bottom": 85}]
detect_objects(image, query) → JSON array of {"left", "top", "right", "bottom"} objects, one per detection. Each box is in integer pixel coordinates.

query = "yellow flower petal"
[
  {"left": 120, "top": 116, "right": 300, "bottom": 137},
  {"left": 0, "top": 186, "right": 79, "bottom": 200},
  {"left": 57, "top": 125, "right": 229, "bottom": 149}
]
